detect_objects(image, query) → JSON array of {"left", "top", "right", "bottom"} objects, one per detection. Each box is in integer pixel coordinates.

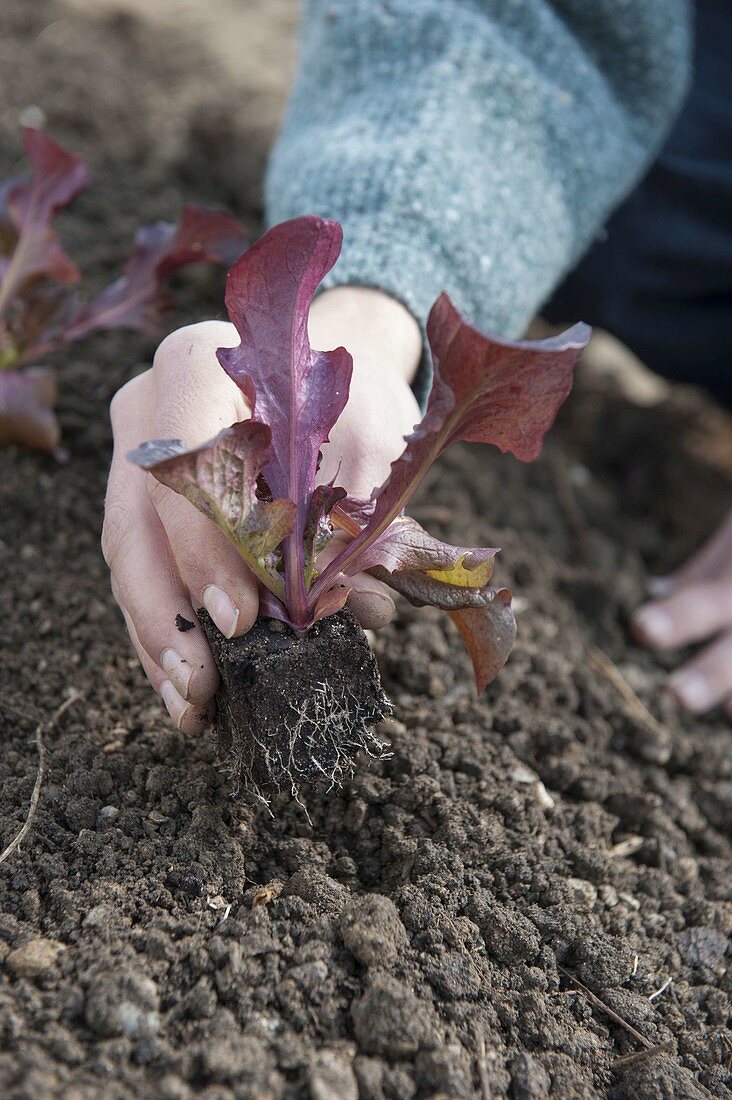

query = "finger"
[
  {"left": 151, "top": 320, "right": 247, "bottom": 446},
  {"left": 147, "top": 479, "right": 259, "bottom": 638},
  {"left": 347, "top": 572, "right": 396, "bottom": 630},
  {"left": 116, "top": 593, "right": 166, "bottom": 693},
  {"left": 316, "top": 536, "right": 396, "bottom": 631},
  {"left": 667, "top": 629, "right": 732, "bottom": 715},
  {"left": 123, "top": 604, "right": 215, "bottom": 733},
  {"left": 150, "top": 322, "right": 260, "bottom": 638},
  {"left": 107, "top": 490, "right": 220, "bottom": 705},
  {"left": 632, "top": 580, "right": 732, "bottom": 650},
  {"left": 106, "top": 376, "right": 220, "bottom": 705}
]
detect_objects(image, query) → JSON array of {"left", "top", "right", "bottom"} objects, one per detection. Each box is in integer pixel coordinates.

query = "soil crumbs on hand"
[{"left": 0, "top": 2, "right": 730, "bottom": 1098}]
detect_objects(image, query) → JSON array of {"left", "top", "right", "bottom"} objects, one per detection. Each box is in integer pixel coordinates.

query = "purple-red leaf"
[
  {"left": 357, "top": 516, "right": 515, "bottom": 691},
  {"left": 128, "top": 421, "right": 295, "bottom": 597},
  {"left": 0, "top": 129, "right": 251, "bottom": 458},
  {"left": 372, "top": 295, "right": 588, "bottom": 527},
  {"left": 70, "top": 203, "right": 249, "bottom": 338},
  {"left": 0, "top": 366, "right": 61, "bottom": 456},
  {"left": 0, "top": 129, "right": 91, "bottom": 312},
  {"left": 357, "top": 516, "right": 499, "bottom": 585},
  {"left": 449, "top": 595, "right": 517, "bottom": 693},
  {"left": 217, "top": 215, "right": 353, "bottom": 626}
]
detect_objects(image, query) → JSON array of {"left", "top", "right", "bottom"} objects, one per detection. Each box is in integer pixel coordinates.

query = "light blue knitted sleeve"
[{"left": 265, "top": 0, "right": 691, "bottom": 399}]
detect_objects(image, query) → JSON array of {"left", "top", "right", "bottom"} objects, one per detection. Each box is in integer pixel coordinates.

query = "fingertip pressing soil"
[
  {"left": 198, "top": 608, "right": 391, "bottom": 803},
  {"left": 0, "top": 2, "right": 731, "bottom": 1099}
]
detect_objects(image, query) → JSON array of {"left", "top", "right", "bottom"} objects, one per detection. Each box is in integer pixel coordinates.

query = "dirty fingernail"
[
  {"left": 203, "top": 585, "right": 239, "bottom": 638},
  {"left": 160, "top": 680, "right": 189, "bottom": 729},
  {"left": 161, "top": 648, "right": 192, "bottom": 700},
  {"left": 669, "top": 670, "right": 712, "bottom": 714},
  {"left": 633, "top": 606, "right": 675, "bottom": 646}
]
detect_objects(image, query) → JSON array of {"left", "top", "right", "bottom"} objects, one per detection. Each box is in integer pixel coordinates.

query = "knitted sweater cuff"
[{"left": 265, "top": 0, "right": 690, "bottom": 406}]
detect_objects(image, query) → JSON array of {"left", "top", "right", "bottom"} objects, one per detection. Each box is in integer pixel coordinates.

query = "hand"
[
  {"left": 103, "top": 286, "right": 422, "bottom": 732},
  {"left": 632, "top": 507, "right": 732, "bottom": 720}
]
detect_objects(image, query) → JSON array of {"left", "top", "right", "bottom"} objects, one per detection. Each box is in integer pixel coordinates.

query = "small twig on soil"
[
  {"left": 588, "top": 646, "right": 668, "bottom": 745},
  {"left": 558, "top": 966, "right": 652, "bottom": 1050},
  {"left": 611, "top": 1043, "right": 673, "bottom": 1071},
  {"left": 0, "top": 691, "right": 82, "bottom": 866},
  {"left": 471, "top": 1023, "right": 492, "bottom": 1100},
  {"left": 648, "top": 976, "right": 673, "bottom": 1002}
]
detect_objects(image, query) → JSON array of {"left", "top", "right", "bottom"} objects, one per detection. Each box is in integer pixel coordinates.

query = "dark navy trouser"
[{"left": 547, "top": 1, "right": 732, "bottom": 406}]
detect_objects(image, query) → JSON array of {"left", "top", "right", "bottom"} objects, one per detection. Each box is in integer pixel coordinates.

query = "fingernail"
[
  {"left": 160, "top": 680, "right": 189, "bottom": 729},
  {"left": 669, "top": 670, "right": 712, "bottom": 714},
  {"left": 202, "top": 585, "right": 239, "bottom": 638},
  {"left": 647, "top": 576, "right": 675, "bottom": 598},
  {"left": 633, "top": 606, "right": 675, "bottom": 646},
  {"left": 161, "top": 648, "right": 192, "bottom": 701}
]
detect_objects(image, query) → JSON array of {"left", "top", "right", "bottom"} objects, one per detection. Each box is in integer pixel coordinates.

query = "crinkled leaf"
[
  {"left": 128, "top": 420, "right": 295, "bottom": 598},
  {"left": 70, "top": 203, "right": 249, "bottom": 337},
  {"left": 370, "top": 557, "right": 516, "bottom": 691},
  {"left": 217, "top": 215, "right": 353, "bottom": 625},
  {"left": 369, "top": 550, "right": 516, "bottom": 689},
  {"left": 0, "top": 128, "right": 91, "bottom": 312},
  {"left": 0, "top": 366, "right": 61, "bottom": 456},
  {"left": 358, "top": 516, "right": 499, "bottom": 587},
  {"left": 358, "top": 516, "right": 513, "bottom": 691}
]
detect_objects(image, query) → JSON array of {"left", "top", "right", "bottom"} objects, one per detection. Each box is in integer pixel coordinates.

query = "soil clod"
[{"left": 199, "top": 607, "right": 391, "bottom": 801}]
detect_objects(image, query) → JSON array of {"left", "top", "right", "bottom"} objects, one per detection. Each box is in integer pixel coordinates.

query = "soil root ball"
[{"left": 199, "top": 607, "right": 391, "bottom": 802}]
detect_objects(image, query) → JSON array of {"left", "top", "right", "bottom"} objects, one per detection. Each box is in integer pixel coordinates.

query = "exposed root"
[
  {"left": 0, "top": 690, "right": 82, "bottom": 865},
  {"left": 229, "top": 680, "right": 391, "bottom": 804}
]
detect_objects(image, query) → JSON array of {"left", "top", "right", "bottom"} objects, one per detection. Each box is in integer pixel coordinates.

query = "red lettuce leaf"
[
  {"left": 128, "top": 421, "right": 295, "bottom": 597},
  {"left": 449, "top": 596, "right": 517, "bottom": 693},
  {"left": 0, "top": 130, "right": 250, "bottom": 459},
  {"left": 69, "top": 203, "right": 249, "bottom": 338},
  {"left": 0, "top": 129, "right": 91, "bottom": 319},
  {"left": 217, "top": 216, "right": 353, "bottom": 627},
  {"left": 357, "top": 516, "right": 499, "bottom": 584},
  {"left": 0, "top": 366, "right": 62, "bottom": 457},
  {"left": 7, "top": 283, "right": 80, "bottom": 367},
  {"left": 348, "top": 515, "right": 516, "bottom": 690}
]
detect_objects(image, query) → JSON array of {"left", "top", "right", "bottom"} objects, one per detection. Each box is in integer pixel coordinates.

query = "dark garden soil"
[{"left": 1, "top": 2, "right": 731, "bottom": 1098}]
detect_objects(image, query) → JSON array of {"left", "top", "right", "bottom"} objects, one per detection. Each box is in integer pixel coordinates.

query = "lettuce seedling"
[
  {"left": 130, "top": 216, "right": 589, "bottom": 800},
  {"left": 0, "top": 127, "right": 248, "bottom": 457}
]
